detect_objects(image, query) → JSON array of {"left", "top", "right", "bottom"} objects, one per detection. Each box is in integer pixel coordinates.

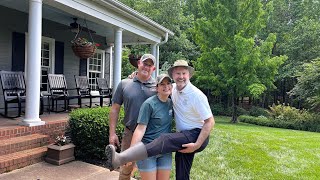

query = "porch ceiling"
[{"left": 0, "top": 0, "right": 173, "bottom": 45}]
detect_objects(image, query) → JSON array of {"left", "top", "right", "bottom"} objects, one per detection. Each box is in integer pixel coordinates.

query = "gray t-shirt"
[
  {"left": 137, "top": 95, "right": 173, "bottom": 144},
  {"left": 112, "top": 76, "right": 157, "bottom": 131}
]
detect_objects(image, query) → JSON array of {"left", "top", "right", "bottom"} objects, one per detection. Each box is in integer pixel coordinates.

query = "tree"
[
  {"left": 121, "top": 48, "right": 136, "bottom": 79},
  {"left": 193, "top": 0, "right": 286, "bottom": 122},
  {"left": 119, "top": 0, "right": 200, "bottom": 66},
  {"left": 261, "top": 0, "right": 320, "bottom": 106},
  {"left": 289, "top": 59, "right": 320, "bottom": 111}
]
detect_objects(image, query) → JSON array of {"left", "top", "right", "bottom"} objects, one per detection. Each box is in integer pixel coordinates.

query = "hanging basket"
[
  {"left": 72, "top": 44, "right": 96, "bottom": 59},
  {"left": 71, "top": 19, "right": 97, "bottom": 59},
  {"left": 129, "top": 54, "right": 141, "bottom": 68}
]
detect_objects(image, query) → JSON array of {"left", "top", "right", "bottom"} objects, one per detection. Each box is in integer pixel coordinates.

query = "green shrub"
[
  {"left": 68, "top": 107, "right": 125, "bottom": 159},
  {"left": 239, "top": 105, "right": 320, "bottom": 133},
  {"left": 249, "top": 106, "right": 270, "bottom": 117},
  {"left": 239, "top": 115, "right": 273, "bottom": 127},
  {"left": 211, "top": 103, "right": 225, "bottom": 115},
  {"left": 237, "top": 106, "right": 249, "bottom": 116},
  {"left": 211, "top": 103, "right": 248, "bottom": 116}
]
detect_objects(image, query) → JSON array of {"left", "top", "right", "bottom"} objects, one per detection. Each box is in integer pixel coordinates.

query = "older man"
[
  {"left": 106, "top": 60, "right": 215, "bottom": 180},
  {"left": 108, "top": 54, "right": 157, "bottom": 180}
]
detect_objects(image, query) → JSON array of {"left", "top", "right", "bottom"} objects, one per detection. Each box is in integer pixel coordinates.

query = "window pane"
[
  {"left": 43, "top": 43, "right": 49, "bottom": 50},
  {"left": 43, "top": 50, "right": 49, "bottom": 58},
  {"left": 88, "top": 51, "right": 104, "bottom": 88},
  {"left": 43, "top": 58, "right": 49, "bottom": 66},
  {"left": 40, "top": 40, "right": 52, "bottom": 92}
]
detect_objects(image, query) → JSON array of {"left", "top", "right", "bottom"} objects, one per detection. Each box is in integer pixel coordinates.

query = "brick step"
[
  {"left": 0, "top": 134, "right": 49, "bottom": 156},
  {"left": 0, "top": 146, "right": 47, "bottom": 174},
  {"left": 0, "top": 120, "right": 68, "bottom": 141}
]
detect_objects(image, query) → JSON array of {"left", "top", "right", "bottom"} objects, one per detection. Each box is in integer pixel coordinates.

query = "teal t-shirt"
[{"left": 137, "top": 95, "right": 173, "bottom": 144}]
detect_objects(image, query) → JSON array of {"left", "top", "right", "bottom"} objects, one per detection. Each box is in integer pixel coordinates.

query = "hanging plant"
[
  {"left": 71, "top": 37, "right": 97, "bottom": 59},
  {"left": 128, "top": 53, "right": 141, "bottom": 68},
  {"left": 71, "top": 20, "right": 97, "bottom": 59},
  {"left": 128, "top": 46, "right": 148, "bottom": 68}
]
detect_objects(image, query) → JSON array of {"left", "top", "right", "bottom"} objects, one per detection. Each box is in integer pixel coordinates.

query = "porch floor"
[{"left": 0, "top": 112, "right": 69, "bottom": 130}]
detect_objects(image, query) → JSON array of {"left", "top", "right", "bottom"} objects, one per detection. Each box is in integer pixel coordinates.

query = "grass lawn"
[{"left": 170, "top": 116, "right": 320, "bottom": 180}]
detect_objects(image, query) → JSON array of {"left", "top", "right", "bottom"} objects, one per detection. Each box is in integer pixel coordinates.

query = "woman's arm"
[{"left": 130, "top": 124, "right": 147, "bottom": 147}]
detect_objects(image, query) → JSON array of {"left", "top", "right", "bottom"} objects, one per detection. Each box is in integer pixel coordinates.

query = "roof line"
[{"left": 100, "top": 0, "right": 174, "bottom": 36}]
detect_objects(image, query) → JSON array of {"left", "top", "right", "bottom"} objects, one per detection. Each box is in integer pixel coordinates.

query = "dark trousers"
[{"left": 145, "top": 128, "right": 209, "bottom": 180}]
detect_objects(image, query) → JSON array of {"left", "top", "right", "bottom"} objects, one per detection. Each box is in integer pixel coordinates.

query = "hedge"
[{"left": 68, "top": 107, "right": 125, "bottom": 159}]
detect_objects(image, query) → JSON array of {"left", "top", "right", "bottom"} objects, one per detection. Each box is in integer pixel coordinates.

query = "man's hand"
[
  {"left": 128, "top": 71, "right": 137, "bottom": 79},
  {"left": 124, "top": 162, "right": 133, "bottom": 167},
  {"left": 109, "top": 133, "right": 120, "bottom": 149},
  {"left": 178, "top": 143, "right": 200, "bottom": 153}
]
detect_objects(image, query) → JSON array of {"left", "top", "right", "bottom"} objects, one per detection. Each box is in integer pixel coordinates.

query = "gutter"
[
  {"left": 100, "top": 0, "right": 174, "bottom": 36},
  {"left": 158, "top": 32, "right": 169, "bottom": 45},
  {"left": 154, "top": 32, "right": 169, "bottom": 77}
]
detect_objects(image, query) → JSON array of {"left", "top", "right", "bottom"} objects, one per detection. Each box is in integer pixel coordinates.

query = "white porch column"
[
  {"left": 156, "top": 45, "right": 160, "bottom": 77},
  {"left": 22, "top": 0, "right": 45, "bottom": 126},
  {"left": 112, "top": 28, "right": 123, "bottom": 95},
  {"left": 151, "top": 44, "right": 157, "bottom": 78},
  {"left": 108, "top": 45, "right": 114, "bottom": 88}
]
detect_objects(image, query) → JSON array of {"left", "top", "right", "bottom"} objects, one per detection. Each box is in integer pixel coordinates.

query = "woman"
[{"left": 130, "top": 73, "right": 173, "bottom": 180}]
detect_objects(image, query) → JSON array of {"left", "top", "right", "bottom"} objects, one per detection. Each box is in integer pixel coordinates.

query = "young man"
[
  {"left": 108, "top": 54, "right": 157, "bottom": 180},
  {"left": 106, "top": 60, "right": 215, "bottom": 180}
]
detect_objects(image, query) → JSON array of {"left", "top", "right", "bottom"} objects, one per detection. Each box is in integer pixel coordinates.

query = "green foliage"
[
  {"left": 193, "top": 0, "right": 286, "bottom": 121},
  {"left": 239, "top": 115, "right": 274, "bottom": 127},
  {"left": 248, "top": 83, "right": 266, "bottom": 98},
  {"left": 248, "top": 106, "right": 270, "bottom": 117},
  {"left": 68, "top": 107, "right": 125, "bottom": 159},
  {"left": 211, "top": 103, "right": 248, "bottom": 116},
  {"left": 280, "top": 13, "right": 320, "bottom": 79},
  {"left": 239, "top": 104, "right": 320, "bottom": 132},
  {"left": 119, "top": 0, "right": 200, "bottom": 65},
  {"left": 122, "top": 48, "right": 136, "bottom": 79},
  {"left": 289, "top": 59, "right": 320, "bottom": 110},
  {"left": 211, "top": 103, "right": 225, "bottom": 115},
  {"left": 264, "top": 0, "right": 320, "bottom": 110}
]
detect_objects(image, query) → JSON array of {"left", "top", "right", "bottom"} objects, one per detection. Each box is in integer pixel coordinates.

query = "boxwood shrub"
[{"left": 67, "top": 107, "right": 125, "bottom": 159}]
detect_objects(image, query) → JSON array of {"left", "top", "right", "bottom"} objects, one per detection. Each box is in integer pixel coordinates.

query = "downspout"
[{"left": 156, "top": 32, "right": 168, "bottom": 76}]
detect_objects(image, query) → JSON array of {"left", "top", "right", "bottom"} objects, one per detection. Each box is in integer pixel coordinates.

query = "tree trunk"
[{"left": 231, "top": 88, "right": 238, "bottom": 123}]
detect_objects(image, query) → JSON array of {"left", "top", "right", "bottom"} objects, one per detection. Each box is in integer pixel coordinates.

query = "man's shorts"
[{"left": 136, "top": 153, "right": 172, "bottom": 172}]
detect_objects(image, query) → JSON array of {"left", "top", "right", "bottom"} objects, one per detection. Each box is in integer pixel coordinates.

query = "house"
[{"left": 0, "top": 0, "right": 174, "bottom": 126}]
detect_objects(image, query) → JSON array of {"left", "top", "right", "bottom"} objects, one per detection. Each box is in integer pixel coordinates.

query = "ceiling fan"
[{"left": 69, "top": 18, "right": 96, "bottom": 34}]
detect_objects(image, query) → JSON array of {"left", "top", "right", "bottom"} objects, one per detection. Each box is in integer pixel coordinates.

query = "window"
[
  {"left": 40, "top": 40, "right": 54, "bottom": 92},
  {"left": 25, "top": 36, "right": 55, "bottom": 92},
  {"left": 88, "top": 49, "right": 105, "bottom": 90}
]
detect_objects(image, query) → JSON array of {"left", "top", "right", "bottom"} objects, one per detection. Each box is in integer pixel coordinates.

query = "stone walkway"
[{"left": 0, "top": 161, "right": 136, "bottom": 180}]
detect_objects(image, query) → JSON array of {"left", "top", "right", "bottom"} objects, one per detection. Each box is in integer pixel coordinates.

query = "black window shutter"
[
  {"left": 79, "top": 58, "right": 87, "bottom": 76},
  {"left": 12, "top": 32, "right": 25, "bottom": 71},
  {"left": 55, "top": 41, "right": 64, "bottom": 74}
]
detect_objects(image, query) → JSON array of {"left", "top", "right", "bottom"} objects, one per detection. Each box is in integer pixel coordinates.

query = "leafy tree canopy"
[{"left": 193, "top": 0, "right": 287, "bottom": 122}]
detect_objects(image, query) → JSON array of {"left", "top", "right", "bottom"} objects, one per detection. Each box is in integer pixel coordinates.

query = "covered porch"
[{"left": 0, "top": 0, "right": 173, "bottom": 127}]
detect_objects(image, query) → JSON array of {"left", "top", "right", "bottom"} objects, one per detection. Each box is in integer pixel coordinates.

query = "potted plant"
[
  {"left": 71, "top": 37, "right": 98, "bottom": 59},
  {"left": 45, "top": 134, "right": 75, "bottom": 165}
]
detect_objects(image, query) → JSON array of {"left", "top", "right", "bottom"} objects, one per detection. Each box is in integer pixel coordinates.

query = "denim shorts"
[{"left": 136, "top": 153, "right": 172, "bottom": 172}]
